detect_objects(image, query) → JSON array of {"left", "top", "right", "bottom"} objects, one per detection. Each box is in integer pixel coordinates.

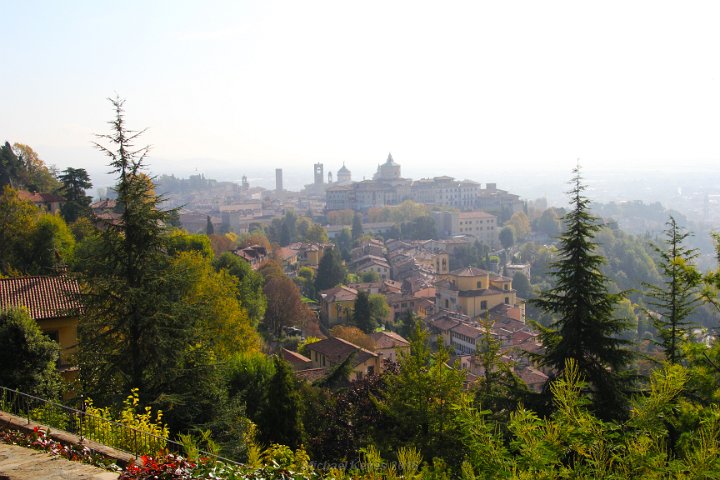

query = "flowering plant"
[{"left": 0, "top": 425, "right": 120, "bottom": 470}]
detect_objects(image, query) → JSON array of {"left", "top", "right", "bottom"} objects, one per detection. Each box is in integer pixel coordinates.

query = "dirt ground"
[{"left": 0, "top": 443, "right": 119, "bottom": 480}]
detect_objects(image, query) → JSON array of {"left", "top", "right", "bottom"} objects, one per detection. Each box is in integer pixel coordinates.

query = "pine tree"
[
  {"left": 80, "top": 97, "right": 172, "bottom": 397},
  {"left": 532, "top": 166, "right": 634, "bottom": 420},
  {"left": 643, "top": 216, "right": 701, "bottom": 364},
  {"left": 77, "top": 98, "right": 260, "bottom": 432},
  {"left": 376, "top": 322, "right": 466, "bottom": 464}
]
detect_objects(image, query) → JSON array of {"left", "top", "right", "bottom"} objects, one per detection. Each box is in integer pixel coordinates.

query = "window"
[
  {"left": 476, "top": 281, "right": 482, "bottom": 288},
  {"left": 481, "top": 300, "right": 487, "bottom": 310},
  {"left": 505, "top": 297, "right": 510, "bottom": 304}
]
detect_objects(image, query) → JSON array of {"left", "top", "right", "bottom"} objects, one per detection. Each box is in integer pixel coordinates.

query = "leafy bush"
[{"left": 83, "top": 388, "right": 169, "bottom": 455}]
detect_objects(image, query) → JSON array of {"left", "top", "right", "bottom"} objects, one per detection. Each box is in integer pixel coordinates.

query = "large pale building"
[
  {"left": 476, "top": 183, "right": 524, "bottom": 222},
  {"left": 325, "top": 154, "right": 411, "bottom": 211},
  {"left": 433, "top": 210, "right": 499, "bottom": 248},
  {"left": 410, "top": 176, "right": 480, "bottom": 209}
]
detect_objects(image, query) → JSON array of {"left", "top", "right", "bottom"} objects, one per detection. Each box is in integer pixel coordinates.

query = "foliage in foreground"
[{"left": 108, "top": 360, "right": 720, "bottom": 479}]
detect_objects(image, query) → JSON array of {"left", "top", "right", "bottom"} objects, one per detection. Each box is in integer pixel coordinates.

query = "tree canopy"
[
  {"left": 58, "top": 167, "right": 93, "bottom": 223},
  {"left": 0, "top": 308, "right": 62, "bottom": 398}
]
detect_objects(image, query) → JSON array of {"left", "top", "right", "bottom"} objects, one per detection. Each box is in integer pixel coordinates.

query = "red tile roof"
[
  {"left": 451, "top": 323, "right": 484, "bottom": 339},
  {"left": 295, "top": 367, "right": 329, "bottom": 383},
  {"left": 281, "top": 348, "right": 313, "bottom": 370},
  {"left": 369, "top": 331, "right": 410, "bottom": 349},
  {"left": 305, "top": 336, "right": 378, "bottom": 366},
  {"left": 0, "top": 275, "right": 81, "bottom": 320},
  {"left": 449, "top": 266, "right": 489, "bottom": 277},
  {"left": 17, "top": 190, "right": 65, "bottom": 203},
  {"left": 320, "top": 285, "right": 358, "bottom": 303}
]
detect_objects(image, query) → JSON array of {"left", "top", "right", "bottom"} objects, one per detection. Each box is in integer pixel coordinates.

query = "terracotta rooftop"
[
  {"left": 413, "top": 287, "right": 436, "bottom": 299},
  {"left": 517, "top": 366, "right": 549, "bottom": 391},
  {"left": 320, "top": 285, "right": 358, "bottom": 303},
  {"left": 449, "top": 266, "right": 489, "bottom": 277},
  {"left": 430, "top": 317, "right": 461, "bottom": 332},
  {"left": 489, "top": 272, "right": 512, "bottom": 282},
  {"left": 489, "top": 304, "right": 524, "bottom": 323},
  {"left": 451, "top": 323, "right": 484, "bottom": 339},
  {"left": 295, "top": 367, "right": 328, "bottom": 383},
  {"left": 0, "top": 275, "right": 81, "bottom": 320},
  {"left": 369, "top": 331, "right": 410, "bottom": 350},
  {"left": 90, "top": 198, "right": 117, "bottom": 210},
  {"left": 305, "top": 336, "right": 378, "bottom": 366},
  {"left": 17, "top": 190, "right": 65, "bottom": 203},
  {"left": 274, "top": 247, "right": 297, "bottom": 261},
  {"left": 351, "top": 255, "right": 390, "bottom": 269},
  {"left": 281, "top": 348, "right": 313, "bottom": 370}
]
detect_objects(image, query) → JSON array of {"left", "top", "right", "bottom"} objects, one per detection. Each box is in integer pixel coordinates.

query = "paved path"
[{"left": 0, "top": 443, "right": 119, "bottom": 480}]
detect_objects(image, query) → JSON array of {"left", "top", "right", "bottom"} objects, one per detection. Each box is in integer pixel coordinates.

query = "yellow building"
[
  {"left": 413, "top": 250, "right": 450, "bottom": 275},
  {"left": 319, "top": 285, "right": 358, "bottom": 326},
  {"left": 0, "top": 275, "right": 82, "bottom": 383},
  {"left": 368, "top": 331, "right": 410, "bottom": 363},
  {"left": 289, "top": 242, "right": 334, "bottom": 268},
  {"left": 435, "top": 267, "right": 523, "bottom": 320}
]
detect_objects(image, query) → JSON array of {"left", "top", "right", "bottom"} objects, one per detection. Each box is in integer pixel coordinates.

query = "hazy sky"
[{"left": 2, "top": 1, "right": 720, "bottom": 188}]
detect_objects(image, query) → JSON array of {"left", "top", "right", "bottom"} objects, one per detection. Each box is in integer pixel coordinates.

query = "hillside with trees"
[{"left": 3, "top": 102, "right": 720, "bottom": 479}]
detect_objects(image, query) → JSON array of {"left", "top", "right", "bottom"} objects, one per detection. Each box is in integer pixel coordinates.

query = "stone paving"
[{"left": 0, "top": 443, "right": 119, "bottom": 480}]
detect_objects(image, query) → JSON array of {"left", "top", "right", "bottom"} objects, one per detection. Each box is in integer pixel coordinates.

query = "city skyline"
[{"left": 2, "top": 1, "right": 720, "bottom": 187}]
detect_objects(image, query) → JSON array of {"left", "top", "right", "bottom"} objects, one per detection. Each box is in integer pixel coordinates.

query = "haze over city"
[{"left": 2, "top": 1, "right": 720, "bottom": 199}]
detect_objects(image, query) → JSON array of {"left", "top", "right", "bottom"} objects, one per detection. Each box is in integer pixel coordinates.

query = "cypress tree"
[
  {"left": 352, "top": 212, "right": 363, "bottom": 240},
  {"left": 315, "top": 247, "right": 346, "bottom": 292},
  {"left": 258, "top": 356, "right": 305, "bottom": 448},
  {"left": 532, "top": 166, "right": 634, "bottom": 420},
  {"left": 353, "top": 290, "right": 375, "bottom": 333},
  {"left": 643, "top": 216, "right": 701, "bottom": 364}
]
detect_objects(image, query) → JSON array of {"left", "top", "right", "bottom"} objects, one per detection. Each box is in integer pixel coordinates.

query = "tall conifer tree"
[
  {"left": 532, "top": 166, "right": 633, "bottom": 419},
  {"left": 643, "top": 216, "right": 701, "bottom": 364},
  {"left": 258, "top": 356, "right": 305, "bottom": 448},
  {"left": 352, "top": 290, "right": 375, "bottom": 333},
  {"left": 315, "top": 247, "right": 346, "bottom": 292}
]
